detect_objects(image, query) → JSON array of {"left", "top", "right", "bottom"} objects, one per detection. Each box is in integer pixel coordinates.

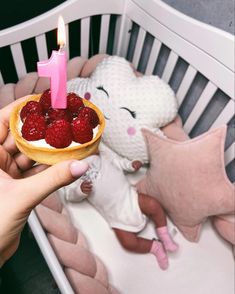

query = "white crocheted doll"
[
  {"left": 64, "top": 145, "right": 178, "bottom": 270},
  {"left": 67, "top": 55, "right": 178, "bottom": 164},
  {"left": 65, "top": 56, "right": 179, "bottom": 270}
]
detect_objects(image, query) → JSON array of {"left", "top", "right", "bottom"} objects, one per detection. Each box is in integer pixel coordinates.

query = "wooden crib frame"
[{"left": 0, "top": 0, "right": 234, "bottom": 293}]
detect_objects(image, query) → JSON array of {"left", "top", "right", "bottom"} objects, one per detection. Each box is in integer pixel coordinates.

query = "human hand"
[
  {"left": 81, "top": 180, "right": 93, "bottom": 194},
  {"left": 132, "top": 160, "right": 143, "bottom": 171},
  {"left": 0, "top": 98, "right": 88, "bottom": 266}
]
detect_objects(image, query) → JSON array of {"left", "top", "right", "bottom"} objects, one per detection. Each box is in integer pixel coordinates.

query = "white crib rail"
[
  {"left": 1, "top": 0, "right": 234, "bottom": 98},
  {"left": 123, "top": 0, "right": 234, "bottom": 100},
  {"left": 132, "top": 0, "right": 234, "bottom": 72},
  {"left": 0, "top": 0, "right": 125, "bottom": 80},
  {"left": 28, "top": 211, "right": 74, "bottom": 294},
  {"left": 0, "top": 0, "right": 124, "bottom": 47}
]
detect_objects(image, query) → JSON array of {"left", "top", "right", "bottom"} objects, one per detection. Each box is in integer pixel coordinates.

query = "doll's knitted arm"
[
  {"left": 99, "top": 142, "right": 136, "bottom": 172},
  {"left": 113, "top": 157, "right": 137, "bottom": 172},
  {"left": 63, "top": 177, "right": 88, "bottom": 202}
]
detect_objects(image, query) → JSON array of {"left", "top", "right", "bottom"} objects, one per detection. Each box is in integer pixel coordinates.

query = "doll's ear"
[{"left": 80, "top": 54, "right": 109, "bottom": 77}]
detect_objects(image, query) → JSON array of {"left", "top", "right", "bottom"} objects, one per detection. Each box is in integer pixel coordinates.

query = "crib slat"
[
  {"left": 114, "top": 16, "right": 132, "bottom": 57},
  {"left": 176, "top": 66, "right": 197, "bottom": 106},
  {"left": 225, "top": 142, "right": 235, "bottom": 166},
  {"left": 132, "top": 27, "right": 146, "bottom": 68},
  {"left": 0, "top": 71, "right": 4, "bottom": 86},
  {"left": 99, "top": 14, "right": 110, "bottom": 53},
  {"left": 112, "top": 16, "right": 121, "bottom": 55},
  {"left": 65, "top": 24, "right": 70, "bottom": 59},
  {"left": 183, "top": 82, "right": 218, "bottom": 133},
  {"left": 10, "top": 43, "right": 27, "bottom": 79},
  {"left": 35, "top": 34, "right": 48, "bottom": 61},
  {"left": 210, "top": 99, "right": 235, "bottom": 128},
  {"left": 80, "top": 17, "right": 90, "bottom": 58},
  {"left": 145, "top": 38, "right": 162, "bottom": 75},
  {"left": 162, "top": 51, "right": 178, "bottom": 83}
]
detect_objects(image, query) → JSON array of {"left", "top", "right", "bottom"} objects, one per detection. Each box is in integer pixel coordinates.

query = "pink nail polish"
[{"left": 70, "top": 161, "right": 88, "bottom": 177}]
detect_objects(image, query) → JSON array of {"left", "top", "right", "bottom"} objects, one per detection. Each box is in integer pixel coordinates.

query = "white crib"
[{"left": 0, "top": 0, "right": 234, "bottom": 293}]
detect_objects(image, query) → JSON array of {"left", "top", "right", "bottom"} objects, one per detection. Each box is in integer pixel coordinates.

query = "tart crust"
[{"left": 10, "top": 94, "right": 105, "bottom": 165}]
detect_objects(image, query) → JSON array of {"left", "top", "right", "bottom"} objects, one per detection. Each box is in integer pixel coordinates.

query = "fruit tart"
[{"left": 10, "top": 90, "right": 105, "bottom": 165}]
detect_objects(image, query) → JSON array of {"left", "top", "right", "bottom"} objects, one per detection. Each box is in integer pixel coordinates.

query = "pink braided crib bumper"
[{"left": 36, "top": 194, "right": 118, "bottom": 294}]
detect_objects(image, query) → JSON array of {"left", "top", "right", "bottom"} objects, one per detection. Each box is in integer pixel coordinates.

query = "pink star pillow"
[{"left": 137, "top": 125, "right": 235, "bottom": 242}]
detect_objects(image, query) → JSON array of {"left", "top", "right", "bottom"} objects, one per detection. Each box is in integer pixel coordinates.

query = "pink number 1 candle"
[{"left": 37, "top": 16, "right": 67, "bottom": 109}]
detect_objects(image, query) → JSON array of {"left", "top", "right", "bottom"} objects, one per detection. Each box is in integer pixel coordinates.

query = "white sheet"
[{"left": 65, "top": 199, "right": 234, "bottom": 294}]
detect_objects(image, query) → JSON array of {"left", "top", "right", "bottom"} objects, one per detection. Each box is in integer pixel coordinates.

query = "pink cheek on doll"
[
  {"left": 127, "top": 127, "right": 136, "bottom": 136},
  {"left": 84, "top": 92, "right": 91, "bottom": 100}
]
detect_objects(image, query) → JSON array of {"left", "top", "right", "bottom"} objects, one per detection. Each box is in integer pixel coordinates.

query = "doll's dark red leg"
[
  {"left": 113, "top": 228, "right": 152, "bottom": 253},
  {"left": 138, "top": 193, "right": 178, "bottom": 252},
  {"left": 113, "top": 228, "right": 168, "bottom": 269},
  {"left": 138, "top": 193, "right": 167, "bottom": 228}
]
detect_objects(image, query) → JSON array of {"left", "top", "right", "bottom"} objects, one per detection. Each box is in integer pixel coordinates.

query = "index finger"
[{"left": 0, "top": 96, "right": 30, "bottom": 144}]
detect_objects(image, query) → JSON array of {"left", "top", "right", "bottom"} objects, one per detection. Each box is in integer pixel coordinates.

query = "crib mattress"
[{"left": 64, "top": 186, "right": 234, "bottom": 294}]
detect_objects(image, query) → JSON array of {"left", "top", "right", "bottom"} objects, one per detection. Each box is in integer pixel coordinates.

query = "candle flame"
[{"left": 57, "top": 16, "right": 66, "bottom": 48}]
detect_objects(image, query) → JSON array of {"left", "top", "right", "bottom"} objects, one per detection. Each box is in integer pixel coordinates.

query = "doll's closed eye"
[
  {"left": 96, "top": 85, "right": 109, "bottom": 98},
  {"left": 120, "top": 107, "right": 136, "bottom": 119}
]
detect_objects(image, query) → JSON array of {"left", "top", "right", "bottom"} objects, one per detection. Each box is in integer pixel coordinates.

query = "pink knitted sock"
[
  {"left": 150, "top": 240, "right": 168, "bottom": 270},
  {"left": 156, "top": 226, "right": 179, "bottom": 252}
]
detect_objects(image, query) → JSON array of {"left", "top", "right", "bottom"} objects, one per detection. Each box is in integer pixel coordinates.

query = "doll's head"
[{"left": 67, "top": 56, "right": 178, "bottom": 163}]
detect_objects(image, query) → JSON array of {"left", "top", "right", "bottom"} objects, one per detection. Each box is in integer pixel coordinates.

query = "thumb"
[{"left": 17, "top": 160, "right": 88, "bottom": 208}]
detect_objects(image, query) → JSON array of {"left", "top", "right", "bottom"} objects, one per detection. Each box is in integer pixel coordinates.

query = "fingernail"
[{"left": 70, "top": 161, "right": 88, "bottom": 178}]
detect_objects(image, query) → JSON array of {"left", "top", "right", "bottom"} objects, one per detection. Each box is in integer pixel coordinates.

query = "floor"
[{"left": 0, "top": 1, "right": 234, "bottom": 294}]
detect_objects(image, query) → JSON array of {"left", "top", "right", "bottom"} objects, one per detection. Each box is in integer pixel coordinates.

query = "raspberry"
[
  {"left": 45, "top": 119, "right": 72, "bottom": 148},
  {"left": 20, "top": 101, "right": 43, "bottom": 122},
  {"left": 67, "top": 92, "right": 84, "bottom": 115},
  {"left": 39, "top": 89, "right": 52, "bottom": 112},
  {"left": 71, "top": 118, "right": 93, "bottom": 144},
  {"left": 21, "top": 114, "right": 46, "bottom": 141},
  {"left": 77, "top": 107, "right": 99, "bottom": 128},
  {"left": 47, "top": 108, "right": 72, "bottom": 123}
]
